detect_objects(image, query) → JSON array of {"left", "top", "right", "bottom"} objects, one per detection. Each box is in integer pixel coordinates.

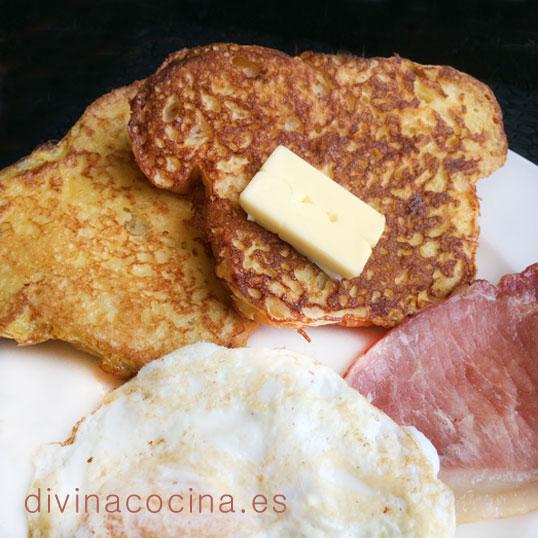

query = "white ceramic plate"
[{"left": 0, "top": 150, "right": 537, "bottom": 537}]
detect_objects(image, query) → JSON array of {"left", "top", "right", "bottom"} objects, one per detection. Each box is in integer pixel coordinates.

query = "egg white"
[{"left": 28, "top": 343, "right": 454, "bottom": 537}]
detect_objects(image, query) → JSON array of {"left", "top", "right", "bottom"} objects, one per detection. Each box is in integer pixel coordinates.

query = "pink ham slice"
[{"left": 345, "top": 264, "right": 538, "bottom": 523}]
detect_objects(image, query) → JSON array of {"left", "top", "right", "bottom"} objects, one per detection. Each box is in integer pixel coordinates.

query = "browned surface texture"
[
  {"left": 0, "top": 83, "right": 255, "bottom": 377},
  {"left": 130, "top": 44, "right": 507, "bottom": 327}
]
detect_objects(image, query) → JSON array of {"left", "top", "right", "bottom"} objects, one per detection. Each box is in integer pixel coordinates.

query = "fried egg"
[{"left": 28, "top": 343, "right": 454, "bottom": 537}]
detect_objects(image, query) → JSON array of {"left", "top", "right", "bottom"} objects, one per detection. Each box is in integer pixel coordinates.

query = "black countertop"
[{"left": 1, "top": 0, "right": 537, "bottom": 167}]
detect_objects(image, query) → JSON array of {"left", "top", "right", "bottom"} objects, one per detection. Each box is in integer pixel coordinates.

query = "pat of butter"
[{"left": 239, "top": 146, "right": 385, "bottom": 279}]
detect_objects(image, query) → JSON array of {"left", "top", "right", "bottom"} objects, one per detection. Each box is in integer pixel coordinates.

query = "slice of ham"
[{"left": 345, "top": 264, "right": 538, "bottom": 523}]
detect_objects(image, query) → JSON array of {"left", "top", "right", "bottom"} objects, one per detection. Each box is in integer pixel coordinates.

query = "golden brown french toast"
[
  {"left": 130, "top": 44, "right": 507, "bottom": 327},
  {"left": 0, "top": 83, "right": 255, "bottom": 376}
]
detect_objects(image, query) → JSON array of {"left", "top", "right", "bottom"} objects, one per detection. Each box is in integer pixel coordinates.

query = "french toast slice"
[
  {"left": 130, "top": 44, "right": 507, "bottom": 327},
  {"left": 0, "top": 83, "right": 255, "bottom": 376}
]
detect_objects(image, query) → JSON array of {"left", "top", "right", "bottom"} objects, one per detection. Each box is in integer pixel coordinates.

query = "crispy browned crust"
[
  {"left": 129, "top": 45, "right": 507, "bottom": 327},
  {"left": 0, "top": 83, "right": 256, "bottom": 376}
]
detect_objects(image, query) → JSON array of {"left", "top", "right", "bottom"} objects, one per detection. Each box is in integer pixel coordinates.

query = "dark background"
[{"left": 1, "top": 0, "right": 537, "bottom": 167}]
